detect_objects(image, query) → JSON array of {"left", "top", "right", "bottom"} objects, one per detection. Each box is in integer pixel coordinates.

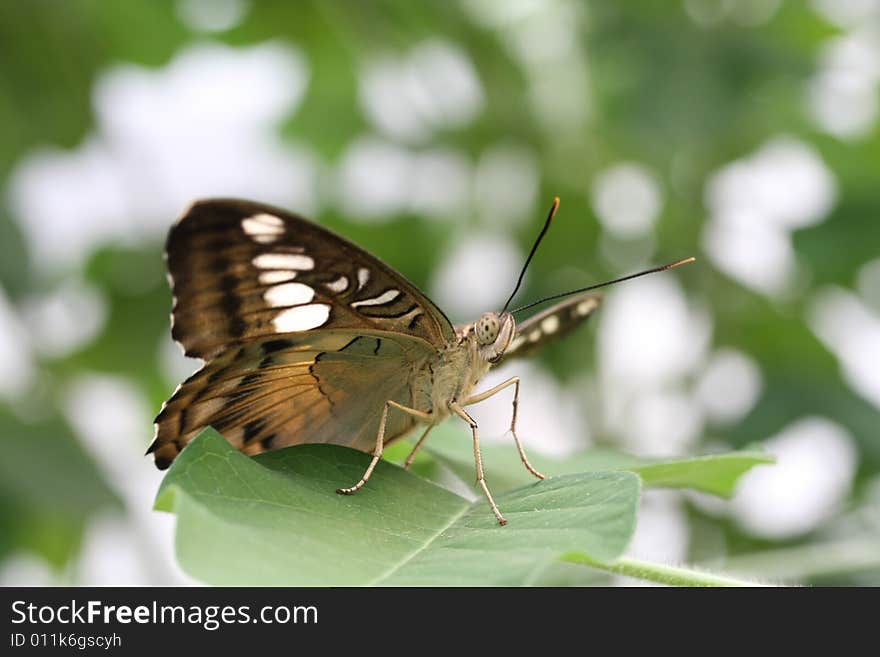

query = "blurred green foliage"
[{"left": 0, "top": 1, "right": 878, "bottom": 584}]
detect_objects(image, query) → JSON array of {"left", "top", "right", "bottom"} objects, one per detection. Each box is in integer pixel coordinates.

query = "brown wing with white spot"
[
  {"left": 149, "top": 329, "right": 431, "bottom": 469},
  {"left": 167, "top": 198, "right": 455, "bottom": 360},
  {"left": 498, "top": 293, "right": 601, "bottom": 363}
]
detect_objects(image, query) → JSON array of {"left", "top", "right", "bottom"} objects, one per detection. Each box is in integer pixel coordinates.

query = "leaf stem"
[{"left": 563, "top": 553, "right": 773, "bottom": 587}]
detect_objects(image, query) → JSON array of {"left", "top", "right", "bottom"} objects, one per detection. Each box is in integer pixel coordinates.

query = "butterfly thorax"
[{"left": 414, "top": 311, "right": 515, "bottom": 422}]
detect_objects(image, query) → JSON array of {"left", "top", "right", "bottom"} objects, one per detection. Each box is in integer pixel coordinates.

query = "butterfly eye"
[{"left": 476, "top": 313, "right": 500, "bottom": 346}]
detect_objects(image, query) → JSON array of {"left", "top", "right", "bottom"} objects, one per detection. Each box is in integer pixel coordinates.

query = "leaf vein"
[{"left": 366, "top": 502, "right": 471, "bottom": 585}]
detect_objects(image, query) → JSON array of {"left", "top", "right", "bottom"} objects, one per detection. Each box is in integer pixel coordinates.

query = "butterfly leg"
[
  {"left": 462, "top": 377, "right": 545, "bottom": 481},
  {"left": 337, "top": 400, "right": 432, "bottom": 495},
  {"left": 404, "top": 424, "right": 435, "bottom": 469},
  {"left": 449, "top": 401, "right": 507, "bottom": 526}
]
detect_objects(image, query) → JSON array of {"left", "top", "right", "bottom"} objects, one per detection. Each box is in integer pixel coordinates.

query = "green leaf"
[
  {"left": 409, "top": 423, "right": 643, "bottom": 493},
  {"left": 419, "top": 423, "right": 773, "bottom": 498},
  {"left": 630, "top": 452, "right": 775, "bottom": 498},
  {"left": 0, "top": 410, "right": 121, "bottom": 567},
  {"left": 155, "top": 428, "right": 640, "bottom": 586}
]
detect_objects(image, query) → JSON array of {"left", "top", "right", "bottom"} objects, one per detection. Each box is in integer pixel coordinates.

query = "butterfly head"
[{"left": 475, "top": 311, "right": 515, "bottom": 363}]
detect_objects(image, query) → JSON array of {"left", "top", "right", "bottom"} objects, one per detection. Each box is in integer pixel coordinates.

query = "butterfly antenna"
[
  {"left": 511, "top": 257, "right": 696, "bottom": 315},
  {"left": 501, "top": 197, "right": 560, "bottom": 314}
]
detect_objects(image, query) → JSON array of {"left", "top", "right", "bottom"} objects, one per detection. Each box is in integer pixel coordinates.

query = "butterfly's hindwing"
[
  {"left": 150, "top": 329, "right": 430, "bottom": 468},
  {"left": 167, "top": 199, "right": 455, "bottom": 360},
  {"left": 500, "top": 293, "right": 601, "bottom": 363}
]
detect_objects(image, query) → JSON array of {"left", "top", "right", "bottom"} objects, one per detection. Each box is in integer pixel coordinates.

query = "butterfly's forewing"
[
  {"left": 499, "top": 293, "right": 601, "bottom": 363},
  {"left": 151, "top": 329, "right": 425, "bottom": 469},
  {"left": 166, "top": 198, "right": 455, "bottom": 360},
  {"left": 151, "top": 199, "right": 454, "bottom": 468}
]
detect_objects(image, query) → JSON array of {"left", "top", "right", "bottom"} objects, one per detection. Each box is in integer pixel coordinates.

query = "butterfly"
[{"left": 149, "top": 198, "right": 691, "bottom": 524}]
